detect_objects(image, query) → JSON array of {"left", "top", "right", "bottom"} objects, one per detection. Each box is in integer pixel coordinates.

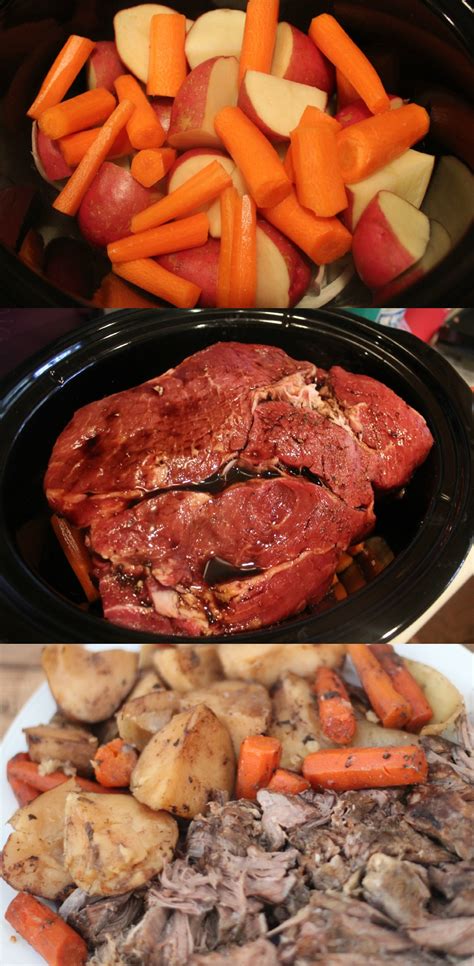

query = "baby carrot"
[
  {"left": 261, "top": 189, "right": 352, "bottom": 264},
  {"left": 5, "top": 892, "right": 88, "bottom": 966},
  {"left": 313, "top": 667, "right": 356, "bottom": 744},
  {"left": 93, "top": 273, "right": 157, "bottom": 308},
  {"left": 309, "top": 14, "right": 390, "bottom": 114},
  {"left": 238, "top": 0, "right": 279, "bottom": 86},
  {"left": 217, "top": 185, "right": 239, "bottom": 307},
  {"left": 113, "top": 258, "right": 201, "bottom": 309},
  {"left": 230, "top": 193, "right": 257, "bottom": 308},
  {"left": 107, "top": 212, "right": 209, "bottom": 262},
  {"left": 337, "top": 103, "right": 430, "bottom": 182},
  {"left": 348, "top": 644, "right": 412, "bottom": 729},
  {"left": 297, "top": 105, "right": 342, "bottom": 133},
  {"left": 303, "top": 744, "right": 428, "bottom": 792},
  {"left": 58, "top": 125, "right": 132, "bottom": 167},
  {"left": 115, "top": 73, "right": 165, "bottom": 150},
  {"left": 292, "top": 122, "right": 348, "bottom": 217},
  {"left": 214, "top": 106, "right": 291, "bottom": 208},
  {"left": 235, "top": 735, "right": 282, "bottom": 800},
  {"left": 147, "top": 13, "right": 187, "bottom": 97},
  {"left": 131, "top": 160, "right": 232, "bottom": 232},
  {"left": 38, "top": 88, "right": 116, "bottom": 140},
  {"left": 336, "top": 67, "right": 360, "bottom": 109},
  {"left": 51, "top": 514, "right": 98, "bottom": 602},
  {"left": 371, "top": 645, "right": 433, "bottom": 733},
  {"left": 8, "top": 775, "right": 39, "bottom": 807},
  {"left": 53, "top": 98, "right": 134, "bottom": 216},
  {"left": 283, "top": 145, "right": 295, "bottom": 182},
  {"left": 131, "top": 147, "right": 177, "bottom": 187},
  {"left": 27, "top": 35, "right": 95, "bottom": 120},
  {"left": 92, "top": 738, "right": 138, "bottom": 787},
  {"left": 267, "top": 769, "right": 310, "bottom": 795},
  {"left": 6, "top": 756, "right": 120, "bottom": 795}
]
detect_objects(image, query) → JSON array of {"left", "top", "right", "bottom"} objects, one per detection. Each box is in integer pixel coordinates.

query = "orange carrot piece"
[
  {"left": 348, "top": 644, "right": 412, "bottom": 729},
  {"left": 27, "top": 35, "right": 95, "bottom": 121},
  {"left": 309, "top": 14, "right": 390, "bottom": 114},
  {"left": 238, "top": 0, "right": 279, "bottom": 86},
  {"left": 18, "top": 228, "right": 44, "bottom": 272},
  {"left": 261, "top": 189, "right": 352, "bottom": 265},
  {"left": 336, "top": 67, "right": 360, "bottom": 109},
  {"left": 53, "top": 98, "right": 134, "bottom": 216},
  {"left": 214, "top": 106, "right": 291, "bottom": 209},
  {"left": 93, "top": 273, "right": 157, "bottom": 308},
  {"left": 8, "top": 775, "right": 39, "bottom": 807},
  {"left": 113, "top": 258, "right": 201, "bottom": 309},
  {"left": 5, "top": 892, "right": 88, "bottom": 966},
  {"left": 229, "top": 193, "right": 257, "bottom": 308},
  {"left": 131, "top": 159, "right": 232, "bottom": 232},
  {"left": 313, "top": 667, "right": 356, "bottom": 745},
  {"left": 297, "top": 105, "right": 342, "bottom": 133},
  {"left": 217, "top": 185, "right": 239, "bottom": 308},
  {"left": 38, "top": 87, "right": 116, "bottom": 140},
  {"left": 50, "top": 514, "right": 98, "bottom": 602},
  {"left": 107, "top": 211, "right": 209, "bottom": 263},
  {"left": 147, "top": 13, "right": 187, "bottom": 97},
  {"left": 371, "top": 645, "right": 434, "bottom": 733},
  {"left": 115, "top": 73, "right": 165, "bottom": 150},
  {"left": 131, "top": 147, "right": 177, "bottom": 187},
  {"left": 292, "top": 123, "right": 348, "bottom": 217},
  {"left": 6, "top": 756, "right": 120, "bottom": 795},
  {"left": 235, "top": 735, "right": 282, "bottom": 800},
  {"left": 303, "top": 744, "right": 428, "bottom": 792},
  {"left": 267, "top": 769, "right": 310, "bottom": 795},
  {"left": 92, "top": 738, "right": 138, "bottom": 788},
  {"left": 337, "top": 103, "right": 430, "bottom": 182},
  {"left": 283, "top": 145, "right": 295, "bottom": 182},
  {"left": 58, "top": 125, "right": 132, "bottom": 167}
]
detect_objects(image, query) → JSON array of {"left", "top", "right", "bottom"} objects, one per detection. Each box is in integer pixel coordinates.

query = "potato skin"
[
  {"left": 24, "top": 723, "right": 98, "bottom": 774},
  {"left": 153, "top": 645, "right": 223, "bottom": 692},
  {"left": 179, "top": 680, "right": 271, "bottom": 755},
  {"left": 218, "top": 644, "right": 345, "bottom": 688},
  {"left": 131, "top": 704, "right": 235, "bottom": 818},
  {"left": 42, "top": 645, "right": 138, "bottom": 722},
  {"left": 64, "top": 792, "right": 178, "bottom": 896},
  {"left": 117, "top": 691, "right": 180, "bottom": 750}
]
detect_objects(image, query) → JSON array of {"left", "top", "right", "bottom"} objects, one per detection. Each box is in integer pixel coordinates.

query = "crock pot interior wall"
[
  {"left": 0, "top": 0, "right": 473, "bottom": 305},
  {"left": 0, "top": 309, "right": 471, "bottom": 643}
]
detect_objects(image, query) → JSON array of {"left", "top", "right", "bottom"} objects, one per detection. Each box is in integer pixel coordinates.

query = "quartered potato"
[
  {"left": 153, "top": 645, "right": 223, "bottom": 692},
  {"left": 117, "top": 690, "right": 180, "bottom": 750},
  {"left": 269, "top": 673, "right": 328, "bottom": 770},
  {"left": 131, "top": 704, "right": 235, "bottom": 818},
  {"left": 139, "top": 644, "right": 166, "bottom": 671},
  {"left": 127, "top": 669, "right": 164, "bottom": 701},
  {"left": 218, "top": 644, "right": 345, "bottom": 688},
  {"left": 1, "top": 779, "right": 77, "bottom": 899},
  {"left": 64, "top": 791, "right": 178, "bottom": 896},
  {"left": 42, "top": 645, "right": 138, "bottom": 723},
  {"left": 349, "top": 716, "right": 421, "bottom": 748},
  {"left": 23, "top": 723, "right": 98, "bottom": 774},
  {"left": 179, "top": 680, "right": 271, "bottom": 755},
  {"left": 404, "top": 658, "right": 464, "bottom": 736}
]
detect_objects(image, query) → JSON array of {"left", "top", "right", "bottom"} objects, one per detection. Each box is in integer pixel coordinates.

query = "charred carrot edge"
[
  {"left": 37, "top": 88, "right": 116, "bottom": 140},
  {"left": 131, "top": 159, "right": 232, "bottom": 232},
  {"left": 147, "top": 13, "right": 187, "bottom": 97},
  {"left": 235, "top": 735, "right": 282, "bottom": 800},
  {"left": 107, "top": 211, "right": 209, "bottom": 263},
  {"left": 313, "top": 667, "right": 356, "bottom": 745},
  {"left": 5, "top": 892, "right": 88, "bottom": 966},
  {"left": 229, "top": 193, "right": 257, "bottom": 308},
  {"left": 336, "top": 103, "right": 430, "bottom": 183},
  {"left": 238, "top": 0, "right": 279, "bottom": 86},
  {"left": 7, "top": 756, "right": 121, "bottom": 795},
  {"left": 217, "top": 185, "right": 239, "bottom": 308},
  {"left": 309, "top": 14, "right": 390, "bottom": 114},
  {"left": 347, "top": 644, "right": 412, "bottom": 729},
  {"left": 112, "top": 258, "right": 201, "bottom": 309},
  {"left": 303, "top": 744, "right": 428, "bottom": 792},
  {"left": 50, "top": 514, "right": 98, "bottom": 602},
  {"left": 27, "top": 35, "right": 95, "bottom": 120},
  {"left": 371, "top": 645, "right": 433, "bottom": 732},
  {"left": 267, "top": 769, "right": 310, "bottom": 794},
  {"left": 214, "top": 106, "right": 291, "bottom": 209},
  {"left": 115, "top": 73, "right": 165, "bottom": 150},
  {"left": 92, "top": 738, "right": 138, "bottom": 787}
]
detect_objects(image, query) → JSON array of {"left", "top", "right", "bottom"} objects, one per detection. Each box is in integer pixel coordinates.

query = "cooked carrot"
[
  {"left": 131, "top": 160, "right": 231, "bottom": 232},
  {"left": 107, "top": 212, "right": 209, "bottom": 263},
  {"left": 235, "top": 735, "right": 282, "bottom": 800},
  {"left": 147, "top": 13, "right": 187, "bottom": 97},
  {"left": 131, "top": 147, "right": 177, "bottom": 187},
  {"left": 8, "top": 775, "right": 39, "bottom": 807},
  {"left": 229, "top": 194, "right": 257, "bottom": 308},
  {"left": 336, "top": 67, "right": 360, "bottom": 109},
  {"left": 303, "top": 744, "right": 428, "bottom": 792},
  {"left": 337, "top": 103, "right": 430, "bottom": 182},
  {"left": 113, "top": 258, "right": 201, "bottom": 309},
  {"left": 53, "top": 98, "right": 134, "bottom": 216},
  {"left": 27, "top": 35, "right": 95, "bottom": 120},
  {"left": 92, "top": 738, "right": 138, "bottom": 788},
  {"left": 261, "top": 190, "right": 352, "bottom": 265},
  {"left": 5, "top": 892, "right": 88, "bottom": 966},
  {"left": 292, "top": 123, "right": 347, "bottom": 217},
  {"left": 38, "top": 87, "right": 116, "bottom": 140},
  {"left": 217, "top": 185, "right": 239, "bottom": 308},
  {"left": 58, "top": 124, "right": 132, "bottom": 167},
  {"left": 93, "top": 273, "right": 157, "bottom": 308},
  {"left": 214, "top": 107, "right": 291, "bottom": 209},
  {"left": 309, "top": 14, "right": 390, "bottom": 114},
  {"left": 371, "top": 645, "right": 433, "bottom": 733},
  {"left": 267, "top": 769, "right": 310, "bottom": 795},
  {"left": 348, "top": 644, "right": 412, "bottom": 729},
  {"left": 50, "top": 514, "right": 98, "bottom": 602},
  {"left": 313, "top": 667, "right": 356, "bottom": 745},
  {"left": 7, "top": 756, "right": 120, "bottom": 795},
  {"left": 238, "top": 0, "right": 279, "bottom": 86},
  {"left": 115, "top": 73, "right": 165, "bottom": 150}
]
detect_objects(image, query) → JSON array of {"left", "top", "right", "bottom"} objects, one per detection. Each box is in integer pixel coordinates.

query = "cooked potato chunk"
[
  {"left": 269, "top": 673, "right": 329, "bottom": 770},
  {"left": 179, "top": 680, "right": 271, "bottom": 755},
  {"left": 139, "top": 644, "right": 163, "bottom": 670},
  {"left": 42, "top": 645, "right": 138, "bottom": 723},
  {"left": 153, "top": 645, "right": 223, "bottom": 692},
  {"left": 1, "top": 779, "right": 77, "bottom": 899},
  {"left": 117, "top": 691, "right": 180, "bottom": 750},
  {"left": 218, "top": 644, "right": 345, "bottom": 688},
  {"left": 127, "top": 669, "right": 164, "bottom": 701},
  {"left": 24, "top": 723, "right": 98, "bottom": 774},
  {"left": 131, "top": 704, "right": 235, "bottom": 818},
  {"left": 64, "top": 792, "right": 178, "bottom": 896},
  {"left": 404, "top": 658, "right": 463, "bottom": 736}
]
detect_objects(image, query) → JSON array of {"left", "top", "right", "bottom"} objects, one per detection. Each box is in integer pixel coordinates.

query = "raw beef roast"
[{"left": 44, "top": 343, "right": 433, "bottom": 634}]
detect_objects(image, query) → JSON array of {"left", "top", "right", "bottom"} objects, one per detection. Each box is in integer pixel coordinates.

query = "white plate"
[{"left": 0, "top": 643, "right": 472, "bottom": 966}]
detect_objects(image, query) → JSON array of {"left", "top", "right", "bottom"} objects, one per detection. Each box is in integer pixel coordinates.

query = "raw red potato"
[
  {"left": 336, "top": 95, "right": 404, "bottom": 128},
  {"left": 238, "top": 71, "right": 327, "bottom": 142},
  {"left": 151, "top": 96, "right": 174, "bottom": 135},
  {"left": 157, "top": 237, "right": 220, "bottom": 307},
  {"left": 32, "top": 122, "right": 73, "bottom": 184},
  {"left": 184, "top": 9, "right": 246, "bottom": 70},
  {"left": 342, "top": 149, "right": 435, "bottom": 231},
  {"left": 373, "top": 219, "right": 451, "bottom": 304},
  {"left": 353, "top": 190, "right": 430, "bottom": 289},
  {"left": 167, "top": 56, "right": 239, "bottom": 151},
  {"left": 78, "top": 161, "right": 159, "bottom": 248},
  {"left": 271, "top": 21, "right": 335, "bottom": 93},
  {"left": 167, "top": 148, "right": 246, "bottom": 237},
  {"left": 87, "top": 41, "right": 125, "bottom": 93},
  {"left": 114, "top": 4, "right": 193, "bottom": 84}
]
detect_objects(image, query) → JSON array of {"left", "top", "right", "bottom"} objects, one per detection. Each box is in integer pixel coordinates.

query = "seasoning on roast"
[{"left": 44, "top": 342, "right": 434, "bottom": 635}]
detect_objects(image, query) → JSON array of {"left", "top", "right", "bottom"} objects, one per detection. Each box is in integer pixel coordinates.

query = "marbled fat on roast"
[{"left": 44, "top": 343, "right": 433, "bottom": 634}]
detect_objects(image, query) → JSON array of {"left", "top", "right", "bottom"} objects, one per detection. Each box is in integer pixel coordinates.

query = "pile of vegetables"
[{"left": 22, "top": 1, "right": 454, "bottom": 308}]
